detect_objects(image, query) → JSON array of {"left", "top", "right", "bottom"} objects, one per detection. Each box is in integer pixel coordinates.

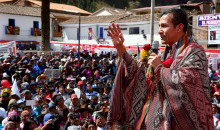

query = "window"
[
  {"left": 100, "top": 27, "right": 103, "bottom": 39},
  {"left": 9, "top": 19, "right": 15, "bottom": 26},
  {"left": 58, "top": 25, "right": 62, "bottom": 32},
  {"left": 33, "top": 21, "right": 39, "bottom": 29},
  {"left": 129, "top": 27, "right": 139, "bottom": 34}
]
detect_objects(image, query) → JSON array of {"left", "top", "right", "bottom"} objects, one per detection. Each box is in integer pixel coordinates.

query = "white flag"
[{"left": 11, "top": 79, "right": 21, "bottom": 98}]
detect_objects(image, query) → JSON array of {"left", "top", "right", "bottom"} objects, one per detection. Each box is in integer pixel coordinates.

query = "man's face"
[
  {"left": 10, "top": 107, "right": 18, "bottom": 112},
  {"left": 212, "top": 104, "right": 218, "bottom": 114},
  {"left": 59, "top": 86, "right": 64, "bottom": 94},
  {"left": 158, "top": 14, "right": 179, "bottom": 46},
  {"left": 88, "top": 124, "right": 96, "bottom": 130},
  {"left": 91, "top": 98, "right": 98, "bottom": 105},
  {"left": 40, "top": 92, "right": 47, "bottom": 99},
  {"left": 215, "top": 95, "right": 220, "bottom": 100},
  {"left": 6, "top": 123, "right": 16, "bottom": 130},
  {"left": 96, "top": 116, "right": 106, "bottom": 127},
  {"left": 87, "top": 84, "right": 92, "bottom": 92},
  {"left": 25, "top": 92, "right": 31, "bottom": 100},
  {"left": 71, "top": 98, "right": 78, "bottom": 106}
]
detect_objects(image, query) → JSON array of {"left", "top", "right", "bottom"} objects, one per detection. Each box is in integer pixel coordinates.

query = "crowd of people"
[
  {"left": 0, "top": 48, "right": 220, "bottom": 129},
  {"left": 0, "top": 50, "right": 116, "bottom": 130},
  {"left": 209, "top": 63, "right": 220, "bottom": 130}
]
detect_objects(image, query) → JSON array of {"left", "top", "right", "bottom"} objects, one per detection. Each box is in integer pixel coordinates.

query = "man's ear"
[{"left": 177, "top": 23, "right": 184, "bottom": 32}]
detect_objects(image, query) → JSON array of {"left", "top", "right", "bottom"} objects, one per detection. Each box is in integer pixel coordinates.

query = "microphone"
[{"left": 152, "top": 41, "right": 159, "bottom": 54}]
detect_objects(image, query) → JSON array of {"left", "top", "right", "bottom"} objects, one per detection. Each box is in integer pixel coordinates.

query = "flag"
[
  {"left": 88, "top": 28, "right": 92, "bottom": 40},
  {"left": 137, "top": 43, "right": 140, "bottom": 58},
  {"left": 11, "top": 79, "right": 21, "bottom": 98}
]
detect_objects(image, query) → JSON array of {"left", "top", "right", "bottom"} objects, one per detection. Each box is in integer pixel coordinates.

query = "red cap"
[
  {"left": 78, "top": 81, "right": 84, "bottom": 85},
  {"left": 71, "top": 94, "right": 78, "bottom": 99}
]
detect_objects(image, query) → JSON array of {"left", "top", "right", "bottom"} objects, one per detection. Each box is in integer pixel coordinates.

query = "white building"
[
  {"left": 59, "top": 12, "right": 161, "bottom": 53},
  {"left": 0, "top": 3, "right": 53, "bottom": 51}
]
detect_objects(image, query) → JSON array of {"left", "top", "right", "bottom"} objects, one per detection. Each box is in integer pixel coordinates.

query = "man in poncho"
[{"left": 107, "top": 9, "right": 213, "bottom": 129}]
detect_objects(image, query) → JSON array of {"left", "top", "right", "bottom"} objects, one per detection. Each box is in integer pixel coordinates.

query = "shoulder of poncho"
[{"left": 186, "top": 41, "right": 204, "bottom": 51}]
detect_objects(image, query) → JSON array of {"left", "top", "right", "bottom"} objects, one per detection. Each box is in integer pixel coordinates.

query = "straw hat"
[{"left": 37, "top": 74, "right": 49, "bottom": 81}]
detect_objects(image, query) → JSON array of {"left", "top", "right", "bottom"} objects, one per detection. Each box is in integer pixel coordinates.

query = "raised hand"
[{"left": 107, "top": 23, "right": 126, "bottom": 58}]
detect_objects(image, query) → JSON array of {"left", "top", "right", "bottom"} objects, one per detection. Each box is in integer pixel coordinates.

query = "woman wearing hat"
[{"left": 3, "top": 121, "right": 17, "bottom": 130}]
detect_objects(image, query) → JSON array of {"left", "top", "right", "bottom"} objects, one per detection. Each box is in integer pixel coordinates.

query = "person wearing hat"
[
  {"left": 20, "top": 110, "right": 31, "bottom": 129},
  {"left": 0, "top": 92, "right": 10, "bottom": 110},
  {"left": 59, "top": 59, "right": 66, "bottom": 70},
  {"left": 37, "top": 74, "right": 49, "bottom": 83},
  {"left": 28, "top": 82, "right": 37, "bottom": 94},
  {"left": 0, "top": 56, "right": 4, "bottom": 64},
  {"left": 7, "top": 110, "right": 20, "bottom": 129},
  {"left": 68, "top": 94, "right": 80, "bottom": 112},
  {"left": 41, "top": 113, "right": 59, "bottom": 130},
  {"left": 10, "top": 92, "right": 19, "bottom": 101},
  {"left": 2, "top": 103, "right": 19, "bottom": 126},
  {"left": 22, "top": 90, "right": 32, "bottom": 101},
  {"left": 76, "top": 105, "right": 93, "bottom": 121},
  {"left": 3, "top": 121, "right": 17, "bottom": 130},
  {"left": 2, "top": 73, "right": 9, "bottom": 81},
  {"left": 74, "top": 81, "right": 84, "bottom": 98}
]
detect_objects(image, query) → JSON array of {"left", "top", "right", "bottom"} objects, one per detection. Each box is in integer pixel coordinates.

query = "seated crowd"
[{"left": 0, "top": 50, "right": 116, "bottom": 130}]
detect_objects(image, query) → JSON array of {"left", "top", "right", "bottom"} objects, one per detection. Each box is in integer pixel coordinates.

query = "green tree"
[{"left": 41, "top": 0, "right": 50, "bottom": 51}]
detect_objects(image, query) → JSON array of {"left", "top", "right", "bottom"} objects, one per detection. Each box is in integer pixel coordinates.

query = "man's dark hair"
[
  {"left": 68, "top": 89, "right": 75, "bottom": 95},
  {"left": 85, "top": 121, "right": 96, "bottom": 128},
  {"left": 160, "top": 9, "right": 188, "bottom": 32},
  {"left": 23, "top": 118, "right": 38, "bottom": 130},
  {"left": 91, "top": 95, "right": 98, "bottom": 99},
  {"left": 8, "top": 115, "right": 21, "bottom": 122},
  {"left": 7, "top": 103, "right": 19, "bottom": 111},
  {"left": 21, "top": 104, "right": 31, "bottom": 110},
  {"left": 2, "top": 92, "right": 9, "bottom": 98}
]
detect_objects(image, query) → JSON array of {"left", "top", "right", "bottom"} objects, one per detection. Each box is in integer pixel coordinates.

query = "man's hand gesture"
[{"left": 107, "top": 23, "right": 126, "bottom": 58}]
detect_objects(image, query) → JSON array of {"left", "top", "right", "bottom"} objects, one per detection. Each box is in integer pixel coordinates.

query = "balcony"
[
  {"left": 5, "top": 26, "right": 20, "bottom": 35},
  {"left": 31, "top": 28, "right": 41, "bottom": 36}
]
